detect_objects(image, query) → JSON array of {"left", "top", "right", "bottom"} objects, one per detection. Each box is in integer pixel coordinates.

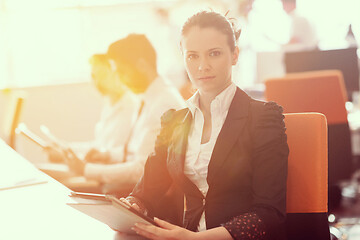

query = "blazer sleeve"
[
  {"left": 223, "top": 101, "right": 289, "bottom": 240},
  {"left": 128, "top": 109, "right": 178, "bottom": 218}
]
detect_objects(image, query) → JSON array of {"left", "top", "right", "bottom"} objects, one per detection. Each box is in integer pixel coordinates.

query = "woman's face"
[
  {"left": 91, "top": 62, "right": 112, "bottom": 95},
  {"left": 181, "top": 26, "right": 239, "bottom": 96},
  {"left": 91, "top": 61, "right": 126, "bottom": 97}
]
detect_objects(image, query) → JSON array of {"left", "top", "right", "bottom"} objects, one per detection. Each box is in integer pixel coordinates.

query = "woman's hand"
[
  {"left": 84, "top": 148, "right": 111, "bottom": 164},
  {"left": 64, "top": 148, "right": 85, "bottom": 175},
  {"left": 43, "top": 145, "right": 66, "bottom": 163},
  {"left": 119, "top": 198, "right": 142, "bottom": 212},
  {"left": 132, "top": 217, "right": 198, "bottom": 240}
]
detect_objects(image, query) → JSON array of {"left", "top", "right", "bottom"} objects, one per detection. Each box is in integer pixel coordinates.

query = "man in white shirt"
[{"left": 68, "top": 34, "right": 186, "bottom": 194}]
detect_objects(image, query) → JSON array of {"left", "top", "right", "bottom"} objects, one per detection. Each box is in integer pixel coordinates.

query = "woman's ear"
[{"left": 232, "top": 46, "right": 240, "bottom": 65}]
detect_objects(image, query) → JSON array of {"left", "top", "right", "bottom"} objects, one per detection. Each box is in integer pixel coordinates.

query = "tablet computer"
[{"left": 67, "top": 192, "right": 157, "bottom": 234}]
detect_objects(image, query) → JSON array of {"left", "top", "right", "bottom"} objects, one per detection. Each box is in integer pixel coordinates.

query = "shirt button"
[{"left": 203, "top": 199, "right": 206, "bottom": 205}]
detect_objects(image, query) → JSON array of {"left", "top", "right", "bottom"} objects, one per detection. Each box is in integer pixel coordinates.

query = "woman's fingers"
[
  {"left": 44, "top": 146, "right": 66, "bottom": 163},
  {"left": 119, "top": 198, "right": 131, "bottom": 207},
  {"left": 132, "top": 219, "right": 176, "bottom": 239},
  {"left": 84, "top": 148, "right": 98, "bottom": 162},
  {"left": 119, "top": 198, "right": 140, "bottom": 211},
  {"left": 154, "top": 217, "right": 177, "bottom": 230},
  {"left": 131, "top": 203, "right": 140, "bottom": 211},
  {"left": 132, "top": 223, "right": 161, "bottom": 239},
  {"left": 132, "top": 221, "right": 195, "bottom": 240},
  {"left": 85, "top": 148, "right": 111, "bottom": 164}
]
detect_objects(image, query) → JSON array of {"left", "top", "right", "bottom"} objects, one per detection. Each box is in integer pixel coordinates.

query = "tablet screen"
[{"left": 67, "top": 192, "right": 157, "bottom": 233}]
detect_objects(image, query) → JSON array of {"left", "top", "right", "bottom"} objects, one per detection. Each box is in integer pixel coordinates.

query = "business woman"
[{"left": 123, "top": 11, "right": 289, "bottom": 240}]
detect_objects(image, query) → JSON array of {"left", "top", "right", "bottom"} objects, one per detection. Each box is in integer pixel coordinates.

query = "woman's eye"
[
  {"left": 187, "top": 54, "right": 198, "bottom": 60},
  {"left": 210, "top": 51, "right": 221, "bottom": 57}
]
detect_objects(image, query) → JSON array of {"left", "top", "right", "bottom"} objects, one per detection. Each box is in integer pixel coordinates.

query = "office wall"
[{"left": 0, "top": 82, "right": 102, "bottom": 163}]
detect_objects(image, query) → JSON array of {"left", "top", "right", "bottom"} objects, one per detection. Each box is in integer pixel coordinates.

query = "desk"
[
  {"left": 36, "top": 162, "right": 102, "bottom": 193},
  {"left": 0, "top": 140, "right": 144, "bottom": 240}
]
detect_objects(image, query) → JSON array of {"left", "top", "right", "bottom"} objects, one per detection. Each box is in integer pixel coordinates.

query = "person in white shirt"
[
  {"left": 67, "top": 34, "right": 186, "bottom": 194},
  {"left": 45, "top": 54, "right": 139, "bottom": 165}
]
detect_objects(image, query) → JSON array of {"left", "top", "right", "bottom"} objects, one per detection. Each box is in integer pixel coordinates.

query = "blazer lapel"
[
  {"left": 167, "top": 110, "right": 191, "bottom": 179},
  {"left": 167, "top": 110, "right": 204, "bottom": 197},
  {"left": 207, "top": 88, "right": 251, "bottom": 185}
]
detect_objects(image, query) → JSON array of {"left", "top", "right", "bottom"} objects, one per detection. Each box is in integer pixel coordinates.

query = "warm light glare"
[
  {"left": 328, "top": 214, "right": 336, "bottom": 223},
  {"left": 0, "top": 0, "right": 359, "bottom": 88},
  {"left": 7, "top": 9, "right": 85, "bottom": 86}
]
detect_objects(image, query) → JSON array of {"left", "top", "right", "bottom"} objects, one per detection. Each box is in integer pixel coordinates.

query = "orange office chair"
[
  {"left": 284, "top": 113, "right": 330, "bottom": 240},
  {"left": 284, "top": 47, "right": 359, "bottom": 101},
  {"left": 265, "top": 70, "right": 353, "bottom": 209},
  {"left": 265, "top": 70, "right": 348, "bottom": 124}
]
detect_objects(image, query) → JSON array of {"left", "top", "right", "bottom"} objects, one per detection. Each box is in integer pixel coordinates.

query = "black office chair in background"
[{"left": 284, "top": 47, "right": 359, "bottom": 101}]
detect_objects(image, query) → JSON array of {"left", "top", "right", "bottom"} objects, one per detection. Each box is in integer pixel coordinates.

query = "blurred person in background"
[
  {"left": 65, "top": 34, "right": 186, "bottom": 195},
  {"left": 281, "top": 0, "right": 318, "bottom": 51},
  {"left": 230, "top": 0, "right": 257, "bottom": 88},
  {"left": 45, "top": 53, "right": 140, "bottom": 165}
]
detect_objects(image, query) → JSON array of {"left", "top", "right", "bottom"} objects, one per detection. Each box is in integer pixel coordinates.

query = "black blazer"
[{"left": 130, "top": 88, "right": 289, "bottom": 239}]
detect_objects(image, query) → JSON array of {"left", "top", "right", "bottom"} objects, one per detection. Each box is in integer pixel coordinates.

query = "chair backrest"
[
  {"left": 265, "top": 70, "right": 347, "bottom": 125},
  {"left": 265, "top": 70, "right": 352, "bottom": 184},
  {"left": 284, "top": 113, "right": 330, "bottom": 240}
]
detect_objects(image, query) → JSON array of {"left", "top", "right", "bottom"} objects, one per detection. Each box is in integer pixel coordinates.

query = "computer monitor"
[{"left": 285, "top": 47, "right": 359, "bottom": 101}]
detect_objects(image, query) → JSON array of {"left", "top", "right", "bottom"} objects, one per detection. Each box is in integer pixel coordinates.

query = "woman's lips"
[{"left": 198, "top": 76, "right": 215, "bottom": 81}]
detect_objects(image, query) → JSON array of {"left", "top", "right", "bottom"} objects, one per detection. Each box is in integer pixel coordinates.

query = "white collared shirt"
[
  {"left": 184, "top": 83, "right": 237, "bottom": 231},
  {"left": 94, "top": 91, "right": 140, "bottom": 162},
  {"left": 70, "top": 90, "right": 140, "bottom": 161}
]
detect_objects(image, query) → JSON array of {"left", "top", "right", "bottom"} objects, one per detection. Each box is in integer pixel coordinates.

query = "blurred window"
[{"left": 0, "top": 0, "right": 175, "bottom": 88}]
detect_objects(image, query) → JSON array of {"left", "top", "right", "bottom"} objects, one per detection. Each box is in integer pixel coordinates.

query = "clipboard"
[
  {"left": 67, "top": 192, "right": 158, "bottom": 234},
  {"left": 16, "top": 123, "right": 80, "bottom": 161}
]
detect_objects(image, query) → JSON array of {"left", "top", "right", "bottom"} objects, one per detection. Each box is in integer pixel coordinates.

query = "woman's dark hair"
[{"left": 181, "top": 11, "right": 241, "bottom": 52}]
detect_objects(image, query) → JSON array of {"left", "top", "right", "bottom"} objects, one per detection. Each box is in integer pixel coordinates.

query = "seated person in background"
[
  {"left": 45, "top": 53, "right": 140, "bottom": 165},
  {"left": 281, "top": 0, "right": 318, "bottom": 51},
  {"left": 121, "top": 11, "right": 289, "bottom": 240},
  {"left": 66, "top": 34, "right": 186, "bottom": 194}
]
